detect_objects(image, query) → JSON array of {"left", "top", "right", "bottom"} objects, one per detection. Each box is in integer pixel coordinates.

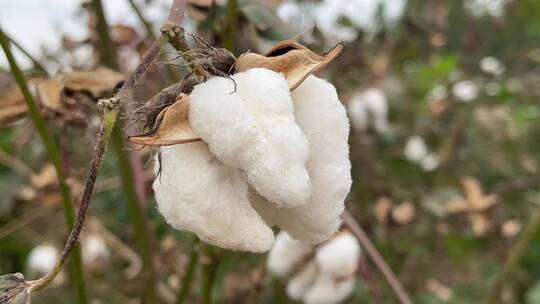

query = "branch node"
[{"left": 97, "top": 97, "right": 121, "bottom": 110}]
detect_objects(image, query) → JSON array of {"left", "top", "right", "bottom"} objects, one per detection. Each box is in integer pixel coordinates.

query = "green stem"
[
  {"left": 224, "top": 0, "right": 238, "bottom": 52},
  {"left": 176, "top": 238, "right": 199, "bottom": 304},
  {"left": 91, "top": 0, "right": 119, "bottom": 68},
  {"left": 485, "top": 208, "right": 540, "bottom": 304},
  {"left": 200, "top": 245, "right": 221, "bottom": 304},
  {"left": 1, "top": 31, "right": 48, "bottom": 75},
  {"left": 0, "top": 27, "right": 87, "bottom": 304}
]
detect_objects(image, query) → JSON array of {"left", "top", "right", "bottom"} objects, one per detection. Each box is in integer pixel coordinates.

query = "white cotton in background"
[
  {"left": 427, "top": 85, "right": 449, "bottom": 102},
  {"left": 464, "top": 0, "right": 505, "bottom": 17},
  {"left": 452, "top": 80, "right": 479, "bottom": 102},
  {"left": 314, "top": 232, "right": 361, "bottom": 278},
  {"left": 153, "top": 142, "right": 274, "bottom": 252},
  {"left": 303, "top": 274, "right": 356, "bottom": 304},
  {"left": 286, "top": 261, "right": 318, "bottom": 301},
  {"left": 348, "top": 88, "right": 389, "bottom": 133},
  {"left": 26, "top": 244, "right": 58, "bottom": 275},
  {"left": 82, "top": 234, "right": 110, "bottom": 265},
  {"left": 189, "top": 68, "right": 311, "bottom": 208},
  {"left": 404, "top": 136, "right": 428, "bottom": 163},
  {"left": 480, "top": 57, "right": 505, "bottom": 76},
  {"left": 421, "top": 153, "right": 440, "bottom": 172},
  {"left": 252, "top": 76, "right": 352, "bottom": 244},
  {"left": 267, "top": 232, "right": 313, "bottom": 277}
]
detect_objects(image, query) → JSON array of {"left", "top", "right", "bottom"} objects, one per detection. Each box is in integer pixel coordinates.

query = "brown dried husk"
[
  {"left": 234, "top": 40, "right": 343, "bottom": 90},
  {"left": 129, "top": 94, "right": 201, "bottom": 146}
]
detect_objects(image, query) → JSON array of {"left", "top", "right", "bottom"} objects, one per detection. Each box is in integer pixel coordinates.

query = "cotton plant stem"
[
  {"left": 343, "top": 211, "right": 413, "bottom": 304},
  {"left": 0, "top": 27, "right": 88, "bottom": 303},
  {"left": 126, "top": 0, "right": 180, "bottom": 83},
  {"left": 176, "top": 239, "right": 200, "bottom": 304},
  {"left": 224, "top": 0, "right": 238, "bottom": 52},
  {"left": 485, "top": 207, "right": 540, "bottom": 304},
  {"left": 1, "top": 31, "right": 48, "bottom": 75},
  {"left": 200, "top": 245, "right": 221, "bottom": 304}
]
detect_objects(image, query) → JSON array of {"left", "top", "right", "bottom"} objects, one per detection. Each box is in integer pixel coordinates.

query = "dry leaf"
[
  {"left": 234, "top": 40, "right": 343, "bottom": 90},
  {"left": 187, "top": 0, "right": 214, "bottom": 20},
  {"left": 129, "top": 95, "right": 201, "bottom": 146},
  {"left": 501, "top": 219, "right": 522, "bottom": 237},
  {"left": 426, "top": 278, "right": 453, "bottom": 301},
  {"left": 30, "top": 164, "right": 57, "bottom": 189},
  {"left": 373, "top": 196, "right": 393, "bottom": 223},
  {"left": 37, "top": 79, "right": 65, "bottom": 109},
  {"left": 392, "top": 201, "right": 415, "bottom": 225},
  {"left": 62, "top": 67, "right": 123, "bottom": 98}
]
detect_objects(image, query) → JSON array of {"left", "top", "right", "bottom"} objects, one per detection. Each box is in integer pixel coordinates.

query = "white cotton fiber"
[
  {"left": 286, "top": 261, "right": 318, "bottom": 301},
  {"left": 26, "top": 244, "right": 58, "bottom": 275},
  {"left": 303, "top": 274, "right": 356, "bottom": 304},
  {"left": 189, "top": 68, "right": 311, "bottom": 208},
  {"left": 154, "top": 142, "right": 274, "bottom": 252},
  {"left": 267, "top": 231, "right": 313, "bottom": 277},
  {"left": 315, "top": 232, "right": 360, "bottom": 278},
  {"left": 252, "top": 76, "right": 352, "bottom": 243},
  {"left": 82, "top": 234, "right": 110, "bottom": 265}
]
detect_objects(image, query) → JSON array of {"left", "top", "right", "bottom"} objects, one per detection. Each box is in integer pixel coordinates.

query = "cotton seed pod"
[
  {"left": 153, "top": 142, "right": 274, "bottom": 252},
  {"left": 314, "top": 231, "right": 360, "bottom": 278},
  {"left": 267, "top": 232, "right": 313, "bottom": 277},
  {"left": 252, "top": 75, "right": 352, "bottom": 243},
  {"left": 189, "top": 68, "right": 311, "bottom": 207},
  {"left": 234, "top": 40, "right": 343, "bottom": 90},
  {"left": 303, "top": 273, "right": 356, "bottom": 304}
]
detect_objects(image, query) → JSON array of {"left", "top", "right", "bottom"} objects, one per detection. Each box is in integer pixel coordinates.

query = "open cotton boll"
[
  {"left": 189, "top": 68, "right": 311, "bottom": 208},
  {"left": 26, "top": 244, "right": 58, "bottom": 275},
  {"left": 267, "top": 231, "right": 313, "bottom": 277},
  {"left": 404, "top": 136, "right": 428, "bottom": 163},
  {"left": 82, "top": 234, "right": 110, "bottom": 265},
  {"left": 252, "top": 76, "right": 352, "bottom": 243},
  {"left": 347, "top": 95, "right": 369, "bottom": 131},
  {"left": 314, "top": 232, "right": 360, "bottom": 278},
  {"left": 154, "top": 142, "right": 274, "bottom": 252},
  {"left": 286, "top": 261, "right": 318, "bottom": 301},
  {"left": 303, "top": 274, "right": 356, "bottom": 304},
  {"left": 362, "top": 88, "right": 389, "bottom": 133}
]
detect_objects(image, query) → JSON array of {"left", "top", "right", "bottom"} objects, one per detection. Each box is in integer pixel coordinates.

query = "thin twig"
[
  {"left": 343, "top": 210, "right": 413, "bottom": 304},
  {"left": 0, "top": 148, "right": 34, "bottom": 180},
  {"left": 0, "top": 27, "right": 88, "bottom": 303},
  {"left": 1, "top": 31, "right": 48, "bottom": 75},
  {"left": 358, "top": 255, "right": 384, "bottom": 304},
  {"left": 0, "top": 206, "right": 54, "bottom": 240},
  {"left": 200, "top": 244, "right": 221, "bottom": 304},
  {"left": 224, "top": 0, "right": 238, "bottom": 52},
  {"left": 176, "top": 238, "right": 199, "bottom": 304}
]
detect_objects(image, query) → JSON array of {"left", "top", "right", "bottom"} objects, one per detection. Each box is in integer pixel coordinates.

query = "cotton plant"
[
  {"left": 347, "top": 87, "right": 390, "bottom": 134},
  {"left": 130, "top": 40, "right": 352, "bottom": 252},
  {"left": 267, "top": 231, "right": 361, "bottom": 304}
]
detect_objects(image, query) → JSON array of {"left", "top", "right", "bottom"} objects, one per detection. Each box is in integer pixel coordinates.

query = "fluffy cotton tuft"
[
  {"left": 286, "top": 261, "right": 318, "bottom": 301},
  {"left": 347, "top": 87, "right": 389, "bottom": 133},
  {"left": 252, "top": 75, "right": 352, "bottom": 243},
  {"left": 154, "top": 142, "right": 274, "bottom": 252},
  {"left": 452, "top": 80, "right": 479, "bottom": 102},
  {"left": 189, "top": 68, "right": 311, "bottom": 208},
  {"left": 315, "top": 232, "right": 361, "bottom": 278},
  {"left": 27, "top": 244, "right": 58, "bottom": 275},
  {"left": 303, "top": 274, "right": 356, "bottom": 304},
  {"left": 267, "top": 232, "right": 313, "bottom": 277}
]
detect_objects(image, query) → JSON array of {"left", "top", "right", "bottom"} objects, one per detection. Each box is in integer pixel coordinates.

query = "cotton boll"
[
  {"left": 82, "top": 234, "right": 110, "bottom": 266},
  {"left": 314, "top": 232, "right": 360, "bottom": 278},
  {"left": 480, "top": 57, "right": 505, "bottom": 76},
  {"left": 362, "top": 88, "right": 389, "bottom": 133},
  {"left": 27, "top": 244, "right": 58, "bottom": 275},
  {"left": 303, "top": 274, "right": 356, "bottom": 304},
  {"left": 286, "top": 261, "right": 318, "bottom": 301},
  {"left": 452, "top": 80, "right": 479, "bottom": 102},
  {"left": 189, "top": 68, "right": 311, "bottom": 208},
  {"left": 252, "top": 76, "right": 352, "bottom": 243},
  {"left": 267, "top": 232, "right": 313, "bottom": 277},
  {"left": 421, "top": 153, "right": 440, "bottom": 172},
  {"left": 404, "top": 136, "right": 428, "bottom": 163},
  {"left": 154, "top": 142, "right": 274, "bottom": 252}
]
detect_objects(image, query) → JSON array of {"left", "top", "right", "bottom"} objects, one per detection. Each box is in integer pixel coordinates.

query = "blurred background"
[{"left": 1, "top": 0, "right": 540, "bottom": 303}]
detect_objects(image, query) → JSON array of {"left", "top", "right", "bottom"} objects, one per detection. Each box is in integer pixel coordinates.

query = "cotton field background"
[{"left": 0, "top": 0, "right": 539, "bottom": 303}]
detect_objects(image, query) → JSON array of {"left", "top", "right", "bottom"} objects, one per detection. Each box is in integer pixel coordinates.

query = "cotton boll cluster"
[
  {"left": 347, "top": 87, "right": 390, "bottom": 134},
  {"left": 404, "top": 136, "right": 439, "bottom": 172},
  {"left": 153, "top": 68, "right": 351, "bottom": 252},
  {"left": 452, "top": 80, "right": 479, "bottom": 102},
  {"left": 268, "top": 231, "right": 360, "bottom": 304}
]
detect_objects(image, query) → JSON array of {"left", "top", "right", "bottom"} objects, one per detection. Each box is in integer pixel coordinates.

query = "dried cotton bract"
[
  {"left": 268, "top": 231, "right": 361, "bottom": 304},
  {"left": 142, "top": 40, "right": 350, "bottom": 252}
]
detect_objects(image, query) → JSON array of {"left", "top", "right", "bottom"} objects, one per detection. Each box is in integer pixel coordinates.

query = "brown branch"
[
  {"left": 357, "top": 255, "right": 384, "bottom": 304},
  {"left": 343, "top": 211, "right": 413, "bottom": 304}
]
